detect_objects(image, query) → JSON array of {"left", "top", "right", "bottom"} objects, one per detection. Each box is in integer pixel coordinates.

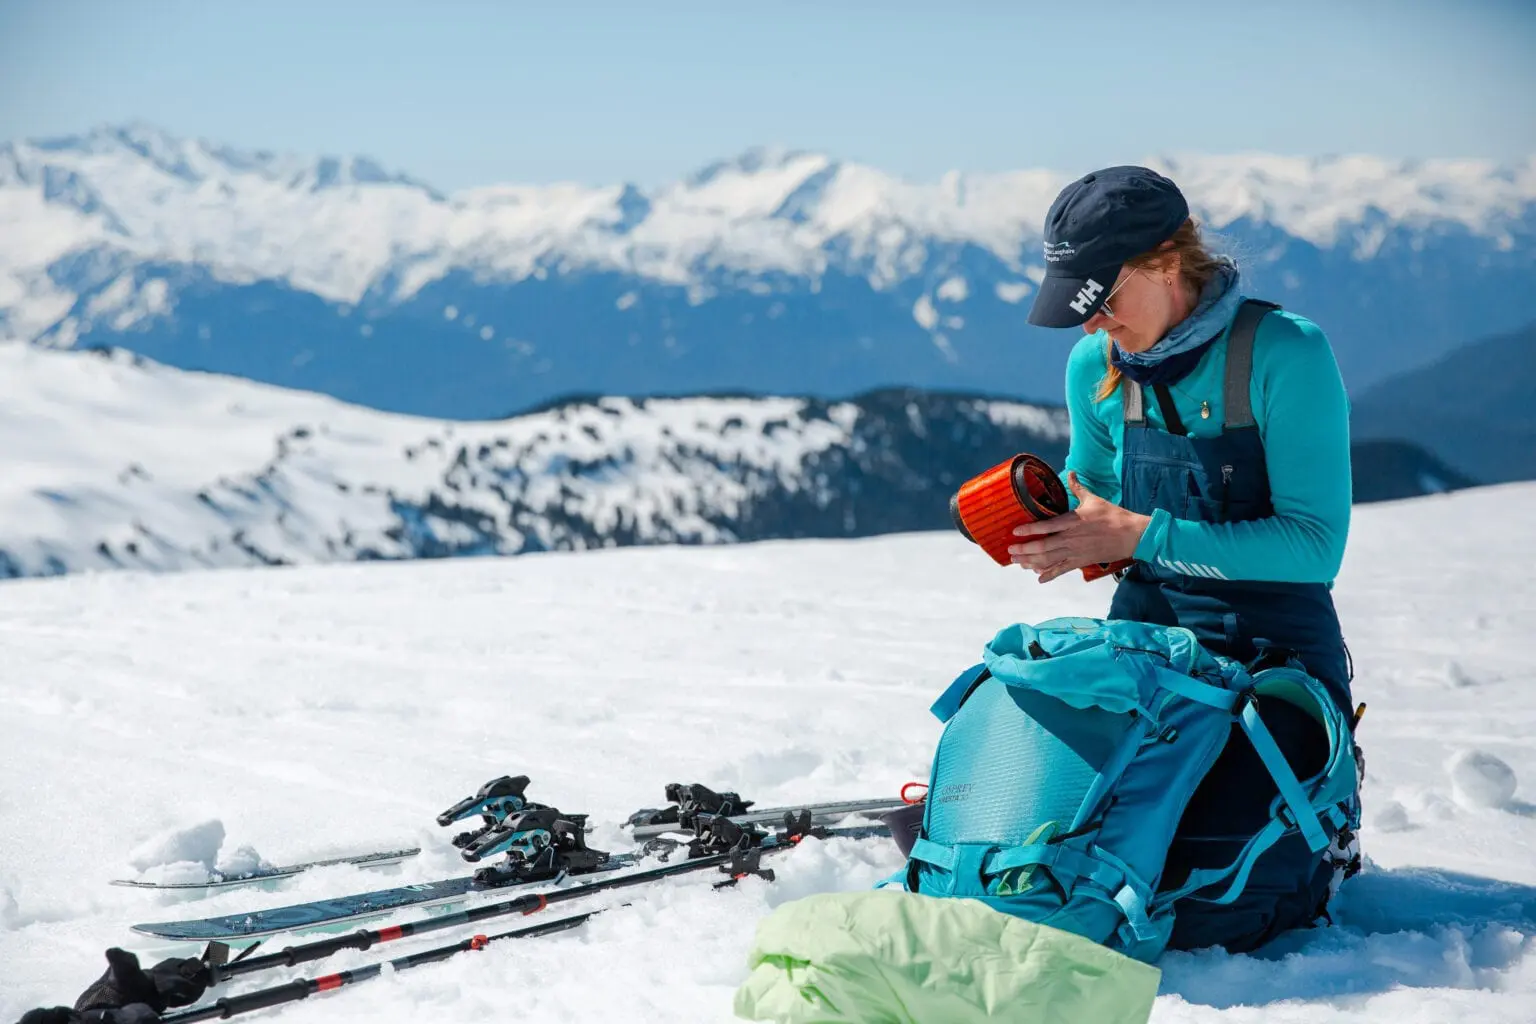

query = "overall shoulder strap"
[
  {"left": 1121, "top": 379, "right": 1194, "bottom": 436},
  {"left": 1152, "top": 385, "right": 1186, "bottom": 436},
  {"left": 1122, "top": 379, "right": 1145, "bottom": 425},
  {"left": 1223, "top": 300, "right": 1281, "bottom": 430}
]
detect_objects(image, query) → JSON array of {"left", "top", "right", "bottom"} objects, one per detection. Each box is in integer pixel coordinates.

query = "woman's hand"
[{"left": 1008, "top": 472, "right": 1151, "bottom": 583}]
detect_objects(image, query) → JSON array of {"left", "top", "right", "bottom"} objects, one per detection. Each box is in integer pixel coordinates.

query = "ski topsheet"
[
  {"left": 110, "top": 848, "right": 422, "bottom": 891},
  {"left": 131, "top": 855, "right": 642, "bottom": 941}
]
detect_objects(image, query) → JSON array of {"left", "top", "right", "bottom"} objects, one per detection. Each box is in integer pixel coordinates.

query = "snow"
[
  {"left": 936, "top": 276, "right": 969, "bottom": 302},
  {"left": 1155, "top": 152, "right": 1536, "bottom": 249},
  {"left": 995, "top": 280, "right": 1033, "bottom": 304},
  {"left": 2, "top": 481, "right": 1535, "bottom": 1021},
  {"left": 3, "top": 125, "right": 1533, "bottom": 344},
  {"left": 125, "top": 820, "right": 227, "bottom": 875},
  {"left": 982, "top": 399, "right": 1072, "bottom": 440},
  {"left": 911, "top": 294, "right": 939, "bottom": 330},
  {"left": 1448, "top": 750, "right": 1521, "bottom": 810},
  {"left": 122, "top": 820, "right": 276, "bottom": 888}
]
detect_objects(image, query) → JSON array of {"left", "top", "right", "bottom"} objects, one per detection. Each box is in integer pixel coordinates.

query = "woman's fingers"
[
  {"left": 1012, "top": 514, "right": 1077, "bottom": 538},
  {"left": 1011, "top": 549, "right": 1062, "bottom": 570},
  {"left": 1036, "top": 559, "right": 1076, "bottom": 583},
  {"left": 1008, "top": 535, "right": 1071, "bottom": 559}
]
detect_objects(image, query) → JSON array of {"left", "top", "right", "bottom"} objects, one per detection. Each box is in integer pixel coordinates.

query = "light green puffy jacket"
[{"left": 734, "top": 890, "right": 1161, "bottom": 1024}]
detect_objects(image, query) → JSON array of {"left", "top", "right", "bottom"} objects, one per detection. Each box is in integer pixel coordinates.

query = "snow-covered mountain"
[
  {"left": 0, "top": 345, "right": 1471, "bottom": 580},
  {"left": 4, "top": 124, "right": 1534, "bottom": 418}
]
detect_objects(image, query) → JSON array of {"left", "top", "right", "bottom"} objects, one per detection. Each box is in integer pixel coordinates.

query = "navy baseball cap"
[{"left": 1027, "top": 166, "right": 1190, "bottom": 328}]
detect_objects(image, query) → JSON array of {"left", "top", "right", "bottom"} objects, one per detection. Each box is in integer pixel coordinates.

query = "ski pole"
[
  {"left": 206, "top": 843, "right": 746, "bottom": 985},
  {"left": 163, "top": 824, "right": 882, "bottom": 1022},
  {"left": 162, "top": 906, "right": 605, "bottom": 1023}
]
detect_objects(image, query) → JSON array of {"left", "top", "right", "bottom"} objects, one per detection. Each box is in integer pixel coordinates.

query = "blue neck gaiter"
[{"left": 1111, "top": 258, "right": 1242, "bottom": 387}]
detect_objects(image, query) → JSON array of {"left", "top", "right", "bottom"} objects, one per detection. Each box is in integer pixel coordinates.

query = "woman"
[{"left": 1008, "top": 165, "right": 1360, "bottom": 952}]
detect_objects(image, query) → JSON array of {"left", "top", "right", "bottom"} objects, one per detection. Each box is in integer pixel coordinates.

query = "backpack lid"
[{"left": 979, "top": 619, "right": 1235, "bottom": 719}]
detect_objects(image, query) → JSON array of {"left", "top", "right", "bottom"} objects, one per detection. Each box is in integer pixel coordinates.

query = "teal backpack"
[{"left": 884, "top": 617, "right": 1359, "bottom": 962}]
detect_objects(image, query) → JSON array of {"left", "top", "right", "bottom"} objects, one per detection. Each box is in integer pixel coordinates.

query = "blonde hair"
[{"left": 1095, "top": 218, "right": 1225, "bottom": 402}]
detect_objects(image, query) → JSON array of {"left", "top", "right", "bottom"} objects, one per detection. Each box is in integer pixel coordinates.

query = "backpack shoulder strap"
[
  {"left": 1155, "top": 667, "right": 1359, "bottom": 909},
  {"left": 1223, "top": 299, "right": 1281, "bottom": 430},
  {"left": 929, "top": 663, "right": 990, "bottom": 722}
]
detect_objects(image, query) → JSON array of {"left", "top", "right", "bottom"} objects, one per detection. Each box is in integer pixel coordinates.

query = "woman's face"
[{"left": 1081, "top": 260, "right": 1183, "bottom": 352}]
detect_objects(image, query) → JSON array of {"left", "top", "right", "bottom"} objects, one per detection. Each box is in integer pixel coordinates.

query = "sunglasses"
[{"left": 1098, "top": 270, "right": 1139, "bottom": 320}]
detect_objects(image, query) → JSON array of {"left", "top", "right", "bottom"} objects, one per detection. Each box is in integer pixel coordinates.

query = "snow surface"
[
  {"left": 2, "top": 483, "right": 1535, "bottom": 1021},
  {"left": 3, "top": 124, "right": 1533, "bottom": 342}
]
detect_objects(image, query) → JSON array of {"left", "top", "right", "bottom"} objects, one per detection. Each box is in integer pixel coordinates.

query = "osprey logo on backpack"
[{"left": 882, "top": 617, "right": 1361, "bottom": 963}]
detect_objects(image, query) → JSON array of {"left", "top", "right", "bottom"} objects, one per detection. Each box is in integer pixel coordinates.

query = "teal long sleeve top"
[{"left": 1063, "top": 308, "right": 1352, "bottom": 584}]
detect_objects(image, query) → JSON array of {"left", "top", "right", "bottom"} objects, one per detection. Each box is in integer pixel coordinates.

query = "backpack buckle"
[
  {"left": 1234, "top": 688, "right": 1259, "bottom": 718},
  {"left": 1275, "top": 802, "right": 1297, "bottom": 830},
  {"left": 1248, "top": 645, "right": 1301, "bottom": 674}
]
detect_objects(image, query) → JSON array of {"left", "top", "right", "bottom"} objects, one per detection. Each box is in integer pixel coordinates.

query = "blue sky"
[{"left": 2, "top": 0, "right": 1533, "bottom": 191}]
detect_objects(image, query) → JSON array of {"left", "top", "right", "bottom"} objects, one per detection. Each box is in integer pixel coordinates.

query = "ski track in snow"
[{"left": 1, "top": 484, "right": 1534, "bottom": 1022}]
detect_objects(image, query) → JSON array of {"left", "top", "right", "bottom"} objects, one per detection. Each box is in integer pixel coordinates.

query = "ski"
[
  {"left": 131, "top": 852, "right": 640, "bottom": 942},
  {"left": 130, "top": 777, "right": 907, "bottom": 942},
  {"left": 132, "top": 776, "right": 605, "bottom": 941},
  {"left": 624, "top": 783, "right": 906, "bottom": 839},
  {"left": 110, "top": 848, "right": 422, "bottom": 891}
]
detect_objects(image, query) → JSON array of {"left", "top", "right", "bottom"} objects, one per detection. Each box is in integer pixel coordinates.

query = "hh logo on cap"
[{"left": 1069, "top": 278, "right": 1104, "bottom": 315}]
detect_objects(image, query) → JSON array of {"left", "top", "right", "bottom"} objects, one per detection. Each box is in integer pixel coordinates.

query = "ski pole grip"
[
  {"left": 163, "top": 980, "right": 313, "bottom": 1021},
  {"left": 222, "top": 979, "right": 316, "bottom": 1015},
  {"left": 949, "top": 454, "right": 1130, "bottom": 581}
]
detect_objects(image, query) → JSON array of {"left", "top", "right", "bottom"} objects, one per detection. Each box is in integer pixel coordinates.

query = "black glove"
[
  {"left": 16, "top": 948, "right": 211, "bottom": 1024},
  {"left": 82, "top": 1008, "right": 162, "bottom": 1024},
  {"left": 18, "top": 1009, "right": 78, "bottom": 1024},
  {"left": 75, "top": 947, "right": 210, "bottom": 1014},
  {"left": 17, "top": 1006, "right": 160, "bottom": 1024}
]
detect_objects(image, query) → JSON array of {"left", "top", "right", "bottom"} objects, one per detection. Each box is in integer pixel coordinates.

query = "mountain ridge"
[
  {"left": 1351, "top": 321, "right": 1536, "bottom": 485},
  {"left": 4, "top": 123, "right": 1533, "bottom": 418},
  {"left": 0, "top": 344, "right": 1475, "bottom": 580}
]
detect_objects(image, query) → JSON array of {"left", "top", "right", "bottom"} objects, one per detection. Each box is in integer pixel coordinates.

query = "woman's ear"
[{"left": 1161, "top": 252, "right": 1182, "bottom": 283}]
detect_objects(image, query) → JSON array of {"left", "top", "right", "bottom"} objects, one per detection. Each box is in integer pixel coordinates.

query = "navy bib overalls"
[{"left": 1107, "top": 300, "right": 1355, "bottom": 952}]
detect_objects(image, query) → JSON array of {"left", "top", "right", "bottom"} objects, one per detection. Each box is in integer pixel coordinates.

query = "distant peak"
[
  {"left": 687, "top": 146, "right": 828, "bottom": 187},
  {"left": 298, "top": 155, "right": 443, "bottom": 199},
  {"left": 16, "top": 122, "right": 445, "bottom": 199}
]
